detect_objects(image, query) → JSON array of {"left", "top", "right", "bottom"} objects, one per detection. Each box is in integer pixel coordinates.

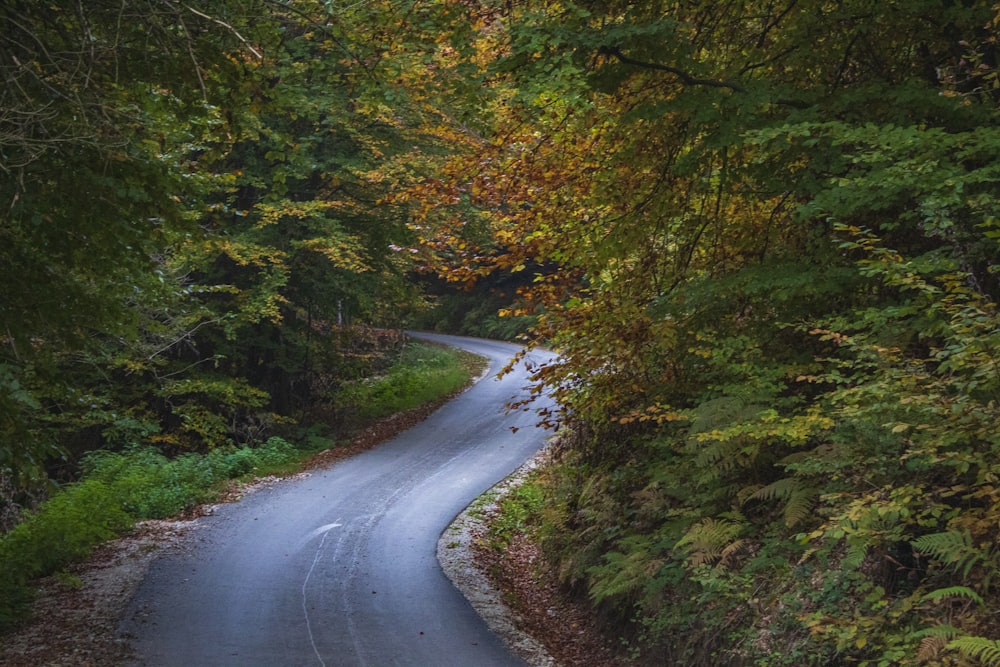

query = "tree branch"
[
  {"left": 183, "top": 4, "right": 263, "bottom": 59},
  {"left": 599, "top": 46, "right": 809, "bottom": 108},
  {"left": 599, "top": 46, "right": 745, "bottom": 92}
]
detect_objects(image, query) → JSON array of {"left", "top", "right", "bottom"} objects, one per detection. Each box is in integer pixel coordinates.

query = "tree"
[
  {"left": 407, "top": 1, "right": 1000, "bottom": 662},
  {"left": 0, "top": 0, "right": 261, "bottom": 486},
  {"left": 0, "top": 0, "right": 470, "bottom": 488}
]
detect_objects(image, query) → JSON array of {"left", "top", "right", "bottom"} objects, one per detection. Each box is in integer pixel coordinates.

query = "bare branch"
[
  {"left": 176, "top": 13, "right": 208, "bottom": 102},
  {"left": 599, "top": 46, "right": 746, "bottom": 92},
  {"left": 260, "top": 0, "right": 371, "bottom": 76},
  {"left": 599, "top": 46, "right": 809, "bottom": 108},
  {"left": 183, "top": 4, "right": 263, "bottom": 59}
]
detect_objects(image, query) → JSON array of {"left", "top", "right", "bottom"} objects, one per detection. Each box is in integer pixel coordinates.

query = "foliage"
[
  {"left": 400, "top": 0, "right": 1000, "bottom": 664},
  {"left": 1, "top": 0, "right": 442, "bottom": 494},
  {"left": 7, "top": 0, "right": 1000, "bottom": 662},
  {"left": 948, "top": 637, "right": 1000, "bottom": 667},
  {"left": 411, "top": 277, "right": 538, "bottom": 342},
  {"left": 0, "top": 0, "right": 253, "bottom": 488}
]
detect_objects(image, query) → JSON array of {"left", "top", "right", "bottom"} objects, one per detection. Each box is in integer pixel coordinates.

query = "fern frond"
[
  {"left": 745, "top": 478, "right": 816, "bottom": 527},
  {"left": 918, "top": 635, "right": 948, "bottom": 662},
  {"left": 783, "top": 487, "right": 815, "bottom": 528},
  {"left": 748, "top": 477, "right": 802, "bottom": 502},
  {"left": 922, "top": 586, "right": 984, "bottom": 605},
  {"left": 843, "top": 541, "right": 867, "bottom": 570},
  {"left": 675, "top": 518, "right": 744, "bottom": 568},
  {"left": 718, "top": 538, "right": 747, "bottom": 569},
  {"left": 913, "top": 530, "right": 973, "bottom": 561},
  {"left": 913, "top": 624, "right": 964, "bottom": 638},
  {"left": 912, "top": 530, "right": 986, "bottom": 579},
  {"left": 588, "top": 546, "right": 659, "bottom": 604},
  {"left": 948, "top": 636, "right": 1000, "bottom": 666},
  {"left": 911, "top": 624, "right": 962, "bottom": 662},
  {"left": 737, "top": 484, "right": 764, "bottom": 505},
  {"left": 687, "top": 398, "right": 767, "bottom": 475},
  {"left": 694, "top": 439, "right": 733, "bottom": 472},
  {"left": 687, "top": 397, "right": 754, "bottom": 435},
  {"left": 914, "top": 623, "right": 963, "bottom": 660}
]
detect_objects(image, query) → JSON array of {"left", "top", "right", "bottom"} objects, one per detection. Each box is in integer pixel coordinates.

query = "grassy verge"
[
  {"left": 0, "top": 339, "right": 483, "bottom": 633},
  {"left": 334, "top": 342, "right": 484, "bottom": 422}
]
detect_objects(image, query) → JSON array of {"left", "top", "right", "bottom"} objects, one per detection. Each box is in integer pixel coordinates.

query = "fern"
[
  {"left": 686, "top": 397, "right": 761, "bottom": 436},
  {"left": 912, "top": 530, "right": 988, "bottom": 580},
  {"left": 588, "top": 536, "right": 664, "bottom": 605},
  {"left": 675, "top": 518, "right": 744, "bottom": 568},
  {"left": 948, "top": 636, "right": 1000, "bottom": 666},
  {"left": 688, "top": 398, "right": 766, "bottom": 477},
  {"left": 718, "top": 538, "right": 747, "bottom": 568},
  {"left": 922, "top": 586, "right": 984, "bottom": 605},
  {"left": 843, "top": 540, "right": 868, "bottom": 570},
  {"left": 747, "top": 477, "right": 798, "bottom": 501},
  {"left": 914, "top": 624, "right": 963, "bottom": 662},
  {"left": 745, "top": 477, "right": 816, "bottom": 527},
  {"left": 918, "top": 635, "right": 949, "bottom": 662},
  {"left": 779, "top": 441, "right": 848, "bottom": 474},
  {"left": 693, "top": 439, "right": 739, "bottom": 475}
]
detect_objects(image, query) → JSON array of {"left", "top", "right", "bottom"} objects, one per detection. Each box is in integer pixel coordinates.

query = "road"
[{"left": 120, "top": 333, "right": 555, "bottom": 666}]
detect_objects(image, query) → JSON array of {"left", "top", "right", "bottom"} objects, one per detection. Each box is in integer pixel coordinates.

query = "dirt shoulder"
[{"left": 0, "top": 518, "right": 189, "bottom": 667}]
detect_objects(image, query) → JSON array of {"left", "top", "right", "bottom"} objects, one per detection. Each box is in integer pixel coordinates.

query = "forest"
[{"left": 4, "top": 1, "right": 1000, "bottom": 665}]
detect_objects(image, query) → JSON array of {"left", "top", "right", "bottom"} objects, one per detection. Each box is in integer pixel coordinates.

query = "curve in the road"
[{"left": 120, "top": 333, "right": 555, "bottom": 666}]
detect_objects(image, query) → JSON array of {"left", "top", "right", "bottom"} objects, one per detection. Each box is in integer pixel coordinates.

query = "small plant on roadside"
[{"left": 486, "top": 479, "right": 545, "bottom": 551}]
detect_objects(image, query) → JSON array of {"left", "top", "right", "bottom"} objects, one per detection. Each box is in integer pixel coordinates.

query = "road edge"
[{"left": 437, "top": 447, "right": 557, "bottom": 667}]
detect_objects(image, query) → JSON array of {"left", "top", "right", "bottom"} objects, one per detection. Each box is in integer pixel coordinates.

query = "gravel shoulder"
[
  {"left": 438, "top": 453, "right": 557, "bottom": 667},
  {"left": 441, "top": 449, "right": 625, "bottom": 667}
]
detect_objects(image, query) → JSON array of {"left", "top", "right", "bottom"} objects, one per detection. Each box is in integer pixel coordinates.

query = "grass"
[
  {"left": 335, "top": 342, "right": 485, "bottom": 421},
  {"left": 0, "top": 339, "right": 483, "bottom": 633}
]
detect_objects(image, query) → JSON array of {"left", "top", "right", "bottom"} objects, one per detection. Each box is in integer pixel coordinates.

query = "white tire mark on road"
[{"left": 302, "top": 521, "right": 342, "bottom": 666}]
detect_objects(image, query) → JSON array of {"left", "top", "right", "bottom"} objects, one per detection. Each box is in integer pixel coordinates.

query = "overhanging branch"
[
  {"left": 599, "top": 46, "right": 745, "bottom": 92},
  {"left": 599, "top": 46, "right": 808, "bottom": 108}
]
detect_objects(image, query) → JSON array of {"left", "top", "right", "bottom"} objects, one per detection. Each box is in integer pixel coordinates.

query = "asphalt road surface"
[{"left": 120, "top": 333, "right": 555, "bottom": 666}]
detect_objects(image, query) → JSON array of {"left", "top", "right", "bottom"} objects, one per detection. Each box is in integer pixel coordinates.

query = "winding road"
[{"left": 120, "top": 333, "right": 555, "bottom": 666}]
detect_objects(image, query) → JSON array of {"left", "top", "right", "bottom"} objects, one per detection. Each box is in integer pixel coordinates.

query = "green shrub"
[{"left": 0, "top": 478, "right": 133, "bottom": 631}]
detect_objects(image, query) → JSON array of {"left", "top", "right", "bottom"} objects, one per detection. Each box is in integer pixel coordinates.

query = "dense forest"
[{"left": 4, "top": 1, "right": 1000, "bottom": 664}]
